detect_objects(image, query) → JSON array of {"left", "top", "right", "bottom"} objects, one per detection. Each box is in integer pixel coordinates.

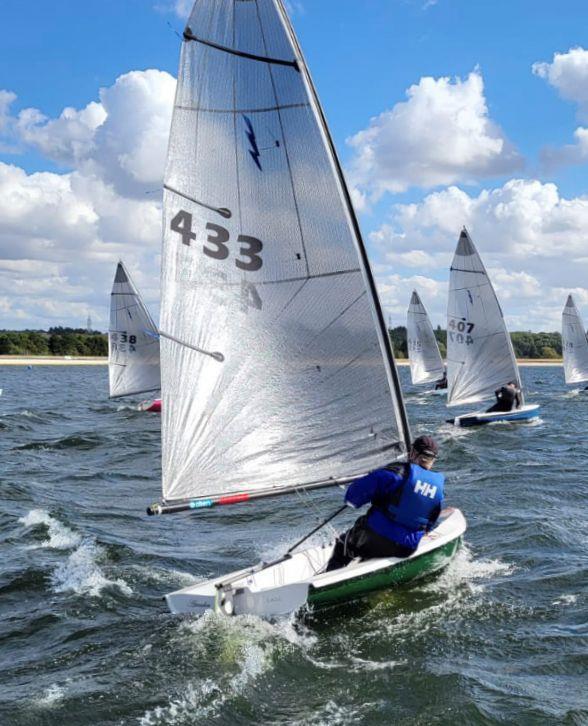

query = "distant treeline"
[
  {"left": 0, "top": 326, "right": 563, "bottom": 359},
  {"left": 389, "top": 327, "right": 562, "bottom": 359},
  {"left": 0, "top": 328, "right": 108, "bottom": 356}
]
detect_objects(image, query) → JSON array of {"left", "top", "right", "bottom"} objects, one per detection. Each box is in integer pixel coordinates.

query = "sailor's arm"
[
  {"left": 425, "top": 502, "right": 442, "bottom": 531},
  {"left": 344, "top": 469, "right": 403, "bottom": 509}
]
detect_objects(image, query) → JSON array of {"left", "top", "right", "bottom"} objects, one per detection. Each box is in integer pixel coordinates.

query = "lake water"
[{"left": 0, "top": 364, "right": 586, "bottom": 725}]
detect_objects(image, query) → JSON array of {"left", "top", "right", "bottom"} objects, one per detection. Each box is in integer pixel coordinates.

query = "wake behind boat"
[
  {"left": 446, "top": 229, "right": 540, "bottom": 427},
  {"left": 148, "top": 0, "right": 466, "bottom": 617}
]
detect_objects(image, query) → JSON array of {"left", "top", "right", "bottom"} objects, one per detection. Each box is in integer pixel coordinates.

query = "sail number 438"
[
  {"left": 448, "top": 318, "right": 475, "bottom": 345},
  {"left": 171, "top": 210, "right": 263, "bottom": 272}
]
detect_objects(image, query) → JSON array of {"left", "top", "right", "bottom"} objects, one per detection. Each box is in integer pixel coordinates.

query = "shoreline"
[
  {"left": 0, "top": 356, "right": 564, "bottom": 367},
  {"left": 0, "top": 356, "right": 108, "bottom": 366}
]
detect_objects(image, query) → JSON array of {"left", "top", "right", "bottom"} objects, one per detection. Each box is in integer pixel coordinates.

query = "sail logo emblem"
[
  {"left": 414, "top": 480, "right": 437, "bottom": 499},
  {"left": 242, "top": 115, "right": 280, "bottom": 171},
  {"left": 243, "top": 115, "right": 263, "bottom": 170}
]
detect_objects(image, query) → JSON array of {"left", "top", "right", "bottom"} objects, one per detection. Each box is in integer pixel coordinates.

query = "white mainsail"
[
  {"left": 406, "top": 290, "right": 445, "bottom": 385},
  {"left": 159, "top": 0, "right": 410, "bottom": 503},
  {"left": 446, "top": 228, "right": 522, "bottom": 407},
  {"left": 108, "top": 261, "right": 160, "bottom": 398},
  {"left": 562, "top": 294, "right": 588, "bottom": 384}
]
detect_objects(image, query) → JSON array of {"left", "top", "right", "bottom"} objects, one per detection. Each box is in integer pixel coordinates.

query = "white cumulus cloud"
[
  {"left": 348, "top": 71, "right": 522, "bottom": 200},
  {"left": 10, "top": 70, "right": 175, "bottom": 198},
  {"left": 533, "top": 47, "right": 588, "bottom": 169},
  {"left": 370, "top": 178, "right": 588, "bottom": 330},
  {"left": 0, "top": 68, "right": 176, "bottom": 328},
  {"left": 533, "top": 47, "right": 588, "bottom": 118}
]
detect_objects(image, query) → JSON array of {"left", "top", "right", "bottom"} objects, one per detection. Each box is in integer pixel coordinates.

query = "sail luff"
[
  {"left": 562, "top": 294, "right": 588, "bottom": 384},
  {"left": 446, "top": 228, "right": 522, "bottom": 408},
  {"left": 273, "top": 0, "right": 411, "bottom": 454},
  {"left": 406, "top": 290, "right": 445, "bottom": 385}
]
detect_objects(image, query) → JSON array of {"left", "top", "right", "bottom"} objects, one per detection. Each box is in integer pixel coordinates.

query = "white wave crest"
[
  {"left": 552, "top": 594, "right": 578, "bottom": 606},
  {"left": 36, "top": 683, "right": 66, "bottom": 707},
  {"left": 51, "top": 541, "right": 132, "bottom": 597},
  {"left": 19, "top": 509, "right": 81, "bottom": 550},
  {"left": 139, "top": 610, "right": 317, "bottom": 725},
  {"left": 291, "top": 698, "right": 383, "bottom": 726},
  {"left": 423, "top": 544, "right": 515, "bottom": 595}
]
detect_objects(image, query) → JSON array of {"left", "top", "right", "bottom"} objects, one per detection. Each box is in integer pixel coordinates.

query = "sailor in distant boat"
[
  {"left": 325, "top": 436, "right": 444, "bottom": 571},
  {"left": 434, "top": 371, "right": 448, "bottom": 390},
  {"left": 485, "top": 381, "right": 521, "bottom": 413}
]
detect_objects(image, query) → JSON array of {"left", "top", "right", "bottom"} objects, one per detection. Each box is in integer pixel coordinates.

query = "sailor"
[
  {"left": 325, "top": 436, "right": 444, "bottom": 571},
  {"left": 485, "top": 381, "right": 521, "bottom": 412},
  {"left": 434, "top": 371, "right": 448, "bottom": 390}
]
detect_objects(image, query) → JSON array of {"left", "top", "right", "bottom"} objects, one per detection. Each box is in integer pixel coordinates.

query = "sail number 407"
[
  {"left": 171, "top": 210, "right": 263, "bottom": 272},
  {"left": 448, "top": 318, "right": 475, "bottom": 345}
]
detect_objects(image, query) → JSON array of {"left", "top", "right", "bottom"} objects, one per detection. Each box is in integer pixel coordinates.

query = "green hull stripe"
[{"left": 308, "top": 536, "right": 462, "bottom": 607}]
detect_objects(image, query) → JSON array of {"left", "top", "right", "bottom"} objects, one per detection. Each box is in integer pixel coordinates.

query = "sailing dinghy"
[
  {"left": 446, "top": 229, "right": 539, "bottom": 427},
  {"left": 562, "top": 294, "right": 588, "bottom": 388},
  {"left": 108, "top": 261, "right": 161, "bottom": 411},
  {"left": 407, "top": 290, "right": 446, "bottom": 392},
  {"left": 149, "top": 0, "right": 466, "bottom": 618}
]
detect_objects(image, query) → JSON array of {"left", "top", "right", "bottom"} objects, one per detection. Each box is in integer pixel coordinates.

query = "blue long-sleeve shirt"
[{"left": 345, "top": 466, "right": 443, "bottom": 550}]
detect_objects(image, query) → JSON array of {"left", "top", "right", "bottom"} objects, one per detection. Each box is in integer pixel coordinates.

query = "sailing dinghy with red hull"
[
  {"left": 147, "top": 0, "right": 466, "bottom": 617},
  {"left": 108, "top": 261, "right": 161, "bottom": 411}
]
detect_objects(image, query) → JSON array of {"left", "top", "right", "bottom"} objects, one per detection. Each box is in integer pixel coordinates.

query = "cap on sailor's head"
[{"left": 411, "top": 435, "right": 439, "bottom": 458}]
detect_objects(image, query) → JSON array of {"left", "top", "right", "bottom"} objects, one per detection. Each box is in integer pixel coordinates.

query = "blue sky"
[{"left": 1, "top": 0, "right": 588, "bottom": 331}]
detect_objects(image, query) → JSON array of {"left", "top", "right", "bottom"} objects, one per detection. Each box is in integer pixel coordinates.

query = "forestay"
[
  {"left": 406, "top": 291, "right": 445, "bottom": 385},
  {"left": 562, "top": 294, "right": 588, "bottom": 384},
  {"left": 160, "top": 0, "right": 409, "bottom": 503},
  {"left": 108, "top": 262, "right": 161, "bottom": 399},
  {"left": 446, "top": 229, "right": 522, "bottom": 407}
]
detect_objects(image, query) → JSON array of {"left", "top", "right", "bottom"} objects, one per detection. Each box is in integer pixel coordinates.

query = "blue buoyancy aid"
[{"left": 366, "top": 463, "right": 444, "bottom": 550}]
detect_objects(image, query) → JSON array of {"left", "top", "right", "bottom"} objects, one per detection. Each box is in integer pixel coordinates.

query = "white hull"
[{"left": 165, "top": 508, "right": 466, "bottom": 618}]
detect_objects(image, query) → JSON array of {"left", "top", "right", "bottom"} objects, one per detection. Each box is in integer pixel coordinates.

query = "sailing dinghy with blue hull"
[
  {"left": 148, "top": 0, "right": 466, "bottom": 617},
  {"left": 446, "top": 229, "right": 539, "bottom": 427}
]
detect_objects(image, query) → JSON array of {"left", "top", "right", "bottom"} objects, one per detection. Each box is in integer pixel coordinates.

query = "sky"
[{"left": 1, "top": 0, "right": 588, "bottom": 332}]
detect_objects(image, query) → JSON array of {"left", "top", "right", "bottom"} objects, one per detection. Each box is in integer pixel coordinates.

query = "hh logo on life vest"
[{"left": 414, "top": 480, "right": 437, "bottom": 499}]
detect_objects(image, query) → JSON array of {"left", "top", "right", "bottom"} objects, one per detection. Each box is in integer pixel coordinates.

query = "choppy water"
[{"left": 0, "top": 365, "right": 586, "bottom": 725}]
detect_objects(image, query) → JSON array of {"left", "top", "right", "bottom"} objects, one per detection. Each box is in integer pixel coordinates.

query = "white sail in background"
[
  {"left": 108, "top": 262, "right": 160, "bottom": 398},
  {"left": 562, "top": 294, "right": 588, "bottom": 384},
  {"left": 446, "top": 228, "right": 522, "bottom": 407},
  {"left": 406, "top": 291, "right": 445, "bottom": 385},
  {"left": 159, "top": 0, "right": 409, "bottom": 503}
]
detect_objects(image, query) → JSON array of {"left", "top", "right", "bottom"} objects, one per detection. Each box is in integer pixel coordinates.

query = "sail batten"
[
  {"left": 407, "top": 291, "right": 445, "bottom": 385},
  {"left": 446, "top": 229, "right": 522, "bottom": 408},
  {"left": 562, "top": 294, "right": 588, "bottom": 384},
  {"left": 159, "top": 0, "right": 409, "bottom": 504},
  {"left": 108, "top": 261, "right": 161, "bottom": 399}
]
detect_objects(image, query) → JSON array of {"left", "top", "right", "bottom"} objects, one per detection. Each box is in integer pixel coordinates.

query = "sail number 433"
[
  {"left": 171, "top": 210, "right": 263, "bottom": 272},
  {"left": 448, "top": 318, "right": 475, "bottom": 345}
]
